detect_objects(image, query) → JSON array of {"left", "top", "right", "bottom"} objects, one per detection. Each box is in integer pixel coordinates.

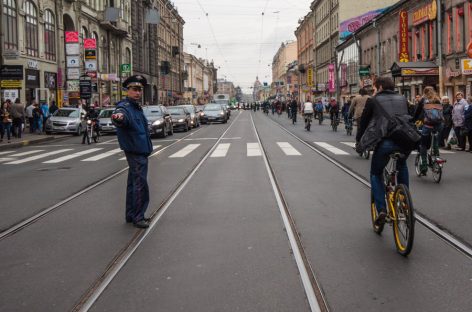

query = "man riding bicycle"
[
  {"left": 349, "top": 87, "right": 370, "bottom": 132},
  {"left": 328, "top": 97, "right": 339, "bottom": 125},
  {"left": 356, "top": 77, "right": 412, "bottom": 227},
  {"left": 413, "top": 86, "right": 444, "bottom": 175},
  {"left": 302, "top": 98, "right": 314, "bottom": 130}
]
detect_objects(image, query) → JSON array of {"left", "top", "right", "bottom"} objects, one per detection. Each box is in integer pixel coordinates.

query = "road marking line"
[
  {"left": 247, "top": 142, "right": 262, "bottom": 157},
  {"left": 119, "top": 145, "right": 161, "bottom": 160},
  {"left": 221, "top": 137, "right": 242, "bottom": 140},
  {"left": 169, "top": 144, "right": 200, "bottom": 158},
  {"left": 9, "top": 150, "right": 45, "bottom": 157},
  {"left": 82, "top": 148, "right": 122, "bottom": 161},
  {"left": 0, "top": 157, "right": 15, "bottom": 162},
  {"left": 277, "top": 142, "right": 301, "bottom": 156},
  {"left": 340, "top": 142, "right": 356, "bottom": 148},
  {"left": 184, "top": 138, "right": 218, "bottom": 141},
  {"left": 5, "top": 149, "right": 73, "bottom": 164},
  {"left": 0, "top": 151, "right": 16, "bottom": 155},
  {"left": 314, "top": 142, "right": 349, "bottom": 155},
  {"left": 210, "top": 143, "right": 230, "bottom": 158},
  {"left": 43, "top": 148, "right": 103, "bottom": 163}
]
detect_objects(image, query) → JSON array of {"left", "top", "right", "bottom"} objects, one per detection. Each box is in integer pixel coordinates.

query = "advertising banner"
[
  {"left": 65, "top": 31, "right": 79, "bottom": 43},
  {"left": 307, "top": 67, "right": 313, "bottom": 87},
  {"left": 399, "top": 10, "right": 409, "bottom": 62},
  {"left": 461, "top": 59, "right": 472, "bottom": 75},
  {"left": 67, "top": 68, "right": 81, "bottom": 80},
  {"left": 67, "top": 56, "right": 80, "bottom": 68},
  {"left": 66, "top": 43, "right": 80, "bottom": 55},
  {"left": 85, "top": 60, "right": 97, "bottom": 71},
  {"left": 412, "top": 1, "right": 437, "bottom": 26},
  {"left": 340, "top": 64, "right": 347, "bottom": 87},
  {"left": 85, "top": 50, "right": 96, "bottom": 59},
  {"left": 340, "top": 7, "right": 390, "bottom": 41},
  {"left": 328, "top": 64, "right": 335, "bottom": 92},
  {"left": 83, "top": 38, "right": 97, "bottom": 49},
  {"left": 67, "top": 80, "right": 80, "bottom": 92}
]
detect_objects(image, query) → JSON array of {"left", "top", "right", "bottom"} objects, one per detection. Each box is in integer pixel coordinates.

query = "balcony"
[{"left": 98, "top": 11, "right": 129, "bottom": 37}]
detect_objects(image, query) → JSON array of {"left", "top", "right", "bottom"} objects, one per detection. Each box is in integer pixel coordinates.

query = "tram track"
[
  {"left": 264, "top": 114, "right": 472, "bottom": 261},
  {"left": 71, "top": 111, "right": 243, "bottom": 312},
  {"left": 0, "top": 128, "right": 206, "bottom": 241}
]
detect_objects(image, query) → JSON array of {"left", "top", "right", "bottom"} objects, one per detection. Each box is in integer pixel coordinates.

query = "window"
[
  {"left": 447, "top": 11, "right": 452, "bottom": 54},
  {"left": 3, "top": 0, "right": 17, "bottom": 50},
  {"left": 125, "top": 47, "right": 131, "bottom": 64},
  {"left": 44, "top": 10, "right": 55, "bottom": 61},
  {"left": 24, "top": 0, "right": 38, "bottom": 57}
]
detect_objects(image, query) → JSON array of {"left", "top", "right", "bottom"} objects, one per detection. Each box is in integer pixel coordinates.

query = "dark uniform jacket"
[
  {"left": 113, "top": 98, "right": 153, "bottom": 156},
  {"left": 356, "top": 90, "right": 410, "bottom": 151}
]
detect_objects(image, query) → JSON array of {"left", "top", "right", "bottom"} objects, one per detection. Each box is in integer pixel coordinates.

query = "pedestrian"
[
  {"left": 111, "top": 75, "right": 153, "bottom": 228},
  {"left": 342, "top": 97, "right": 352, "bottom": 125},
  {"left": 440, "top": 96, "right": 453, "bottom": 149},
  {"left": 49, "top": 100, "right": 58, "bottom": 116},
  {"left": 290, "top": 97, "right": 298, "bottom": 124},
  {"left": 40, "top": 101, "right": 50, "bottom": 133},
  {"left": 464, "top": 96, "right": 472, "bottom": 152},
  {"left": 452, "top": 92, "right": 467, "bottom": 151},
  {"left": 10, "top": 98, "right": 25, "bottom": 138},
  {"left": 0, "top": 100, "right": 13, "bottom": 143},
  {"left": 25, "top": 100, "right": 35, "bottom": 133},
  {"left": 32, "top": 103, "right": 43, "bottom": 134}
]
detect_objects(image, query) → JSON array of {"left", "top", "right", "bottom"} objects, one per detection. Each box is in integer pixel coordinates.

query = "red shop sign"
[
  {"left": 467, "top": 41, "right": 472, "bottom": 58},
  {"left": 399, "top": 10, "right": 409, "bottom": 62},
  {"left": 65, "top": 31, "right": 79, "bottom": 43},
  {"left": 84, "top": 38, "right": 97, "bottom": 49}
]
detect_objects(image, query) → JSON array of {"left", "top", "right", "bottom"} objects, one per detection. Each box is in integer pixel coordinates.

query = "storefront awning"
[{"left": 391, "top": 61, "right": 439, "bottom": 77}]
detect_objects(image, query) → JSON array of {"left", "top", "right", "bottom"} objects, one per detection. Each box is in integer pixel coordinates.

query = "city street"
[{"left": 1, "top": 109, "right": 471, "bottom": 311}]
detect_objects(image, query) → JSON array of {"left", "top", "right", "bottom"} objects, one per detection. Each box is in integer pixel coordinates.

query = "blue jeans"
[
  {"left": 371, "top": 139, "right": 410, "bottom": 213},
  {"left": 420, "top": 124, "right": 443, "bottom": 159},
  {"left": 125, "top": 153, "right": 150, "bottom": 223},
  {"left": 1, "top": 123, "right": 12, "bottom": 140}
]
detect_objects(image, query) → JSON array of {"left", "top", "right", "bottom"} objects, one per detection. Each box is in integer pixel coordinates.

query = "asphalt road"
[{"left": 1, "top": 109, "right": 471, "bottom": 311}]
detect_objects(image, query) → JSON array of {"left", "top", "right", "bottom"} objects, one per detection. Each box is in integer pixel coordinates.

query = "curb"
[{"left": 0, "top": 136, "right": 59, "bottom": 151}]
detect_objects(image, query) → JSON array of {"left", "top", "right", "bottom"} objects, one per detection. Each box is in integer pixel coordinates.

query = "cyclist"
[
  {"left": 413, "top": 86, "right": 444, "bottom": 175},
  {"left": 349, "top": 88, "right": 370, "bottom": 133},
  {"left": 328, "top": 97, "right": 340, "bottom": 126},
  {"left": 314, "top": 99, "right": 324, "bottom": 121},
  {"left": 356, "top": 77, "right": 411, "bottom": 227},
  {"left": 302, "top": 97, "right": 314, "bottom": 130}
]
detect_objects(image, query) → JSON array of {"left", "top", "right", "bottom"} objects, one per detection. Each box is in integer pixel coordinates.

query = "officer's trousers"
[{"left": 125, "top": 152, "right": 150, "bottom": 223}]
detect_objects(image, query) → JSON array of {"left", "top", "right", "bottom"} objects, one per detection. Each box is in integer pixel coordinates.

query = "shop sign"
[
  {"left": 359, "top": 65, "right": 370, "bottom": 76},
  {"left": 85, "top": 60, "right": 97, "bottom": 71},
  {"left": 67, "top": 80, "right": 80, "bottom": 92},
  {"left": 65, "top": 31, "right": 79, "bottom": 43},
  {"left": 2, "top": 89, "right": 19, "bottom": 101},
  {"left": 467, "top": 41, "right": 472, "bottom": 58},
  {"left": 3, "top": 49, "right": 19, "bottom": 60},
  {"left": 120, "top": 64, "right": 131, "bottom": 74},
  {"left": 68, "top": 92, "right": 80, "bottom": 99},
  {"left": 461, "top": 59, "right": 472, "bottom": 75},
  {"left": 399, "top": 10, "right": 409, "bottom": 62},
  {"left": 446, "top": 67, "right": 461, "bottom": 78},
  {"left": 44, "top": 72, "right": 57, "bottom": 89},
  {"left": 67, "top": 68, "right": 81, "bottom": 80},
  {"left": 25, "top": 69, "right": 39, "bottom": 88},
  {"left": 307, "top": 67, "right": 313, "bottom": 87},
  {"left": 79, "top": 76, "right": 92, "bottom": 99},
  {"left": 66, "top": 43, "right": 80, "bottom": 55},
  {"left": 362, "top": 78, "right": 373, "bottom": 87},
  {"left": 0, "top": 65, "right": 23, "bottom": 79},
  {"left": 412, "top": 0, "right": 437, "bottom": 26},
  {"left": 27, "top": 60, "right": 39, "bottom": 69},
  {"left": 328, "top": 64, "right": 335, "bottom": 92},
  {"left": 83, "top": 38, "right": 97, "bottom": 49},
  {"left": 67, "top": 56, "right": 80, "bottom": 68},
  {"left": 100, "top": 73, "right": 119, "bottom": 81},
  {"left": 86, "top": 71, "right": 97, "bottom": 78},
  {"left": 340, "top": 64, "right": 347, "bottom": 87},
  {"left": 317, "top": 83, "right": 325, "bottom": 90},
  {"left": 85, "top": 50, "right": 96, "bottom": 59},
  {"left": 401, "top": 68, "right": 439, "bottom": 76},
  {"left": 1, "top": 80, "right": 22, "bottom": 89}
]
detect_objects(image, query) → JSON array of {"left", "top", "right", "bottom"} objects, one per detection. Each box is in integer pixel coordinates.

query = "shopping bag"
[{"left": 447, "top": 128, "right": 457, "bottom": 145}]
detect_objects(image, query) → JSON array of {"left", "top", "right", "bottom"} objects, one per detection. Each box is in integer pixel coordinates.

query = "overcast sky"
[{"left": 173, "top": 0, "right": 313, "bottom": 93}]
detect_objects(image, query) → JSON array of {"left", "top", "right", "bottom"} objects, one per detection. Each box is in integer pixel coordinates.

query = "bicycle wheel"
[
  {"left": 432, "top": 162, "right": 442, "bottom": 183},
  {"left": 414, "top": 154, "right": 422, "bottom": 177},
  {"left": 371, "top": 192, "right": 384, "bottom": 234},
  {"left": 392, "top": 184, "right": 415, "bottom": 256}
]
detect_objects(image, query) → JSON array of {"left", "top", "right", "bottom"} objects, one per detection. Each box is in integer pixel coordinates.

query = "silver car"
[
  {"left": 98, "top": 108, "right": 117, "bottom": 134},
  {"left": 45, "top": 107, "right": 84, "bottom": 135}
]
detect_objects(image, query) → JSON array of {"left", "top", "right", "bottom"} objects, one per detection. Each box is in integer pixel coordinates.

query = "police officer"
[{"left": 111, "top": 75, "right": 153, "bottom": 228}]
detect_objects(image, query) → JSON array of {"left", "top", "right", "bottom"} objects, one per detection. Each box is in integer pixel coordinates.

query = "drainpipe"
[
  {"left": 373, "top": 19, "right": 381, "bottom": 77},
  {"left": 436, "top": 0, "right": 444, "bottom": 96}
]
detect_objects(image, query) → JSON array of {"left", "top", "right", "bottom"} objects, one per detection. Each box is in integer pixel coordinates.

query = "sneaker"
[{"left": 374, "top": 211, "right": 387, "bottom": 227}]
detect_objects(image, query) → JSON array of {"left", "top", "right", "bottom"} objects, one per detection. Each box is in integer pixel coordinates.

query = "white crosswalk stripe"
[
  {"left": 210, "top": 143, "right": 231, "bottom": 158},
  {"left": 5, "top": 149, "right": 73, "bottom": 164},
  {"left": 277, "top": 142, "right": 301, "bottom": 156},
  {"left": 82, "top": 148, "right": 122, "bottom": 162},
  {"left": 247, "top": 143, "right": 262, "bottom": 157},
  {"left": 340, "top": 142, "right": 356, "bottom": 148},
  {"left": 0, "top": 151, "right": 16, "bottom": 155},
  {"left": 43, "top": 148, "right": 103, "bottom": 164},
  {"left": 314, "top": 142, "right": 349, "bottom": 155},
  {"left": 119, "top": 145, "right": 161, "bottom": 160},
  {"left": 0, "top": 158, "right": 15, "bottom": 162},
  {"left": 9, "top": 150, "right": 45, "bottom": 157},
  {"left": 169, "top": 144, "right": 200, "bottom": 158}
]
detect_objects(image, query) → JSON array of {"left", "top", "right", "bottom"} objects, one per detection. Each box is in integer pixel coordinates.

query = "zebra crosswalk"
[{"left": 0, "top": 141, "right": 457, "bottom": 166}]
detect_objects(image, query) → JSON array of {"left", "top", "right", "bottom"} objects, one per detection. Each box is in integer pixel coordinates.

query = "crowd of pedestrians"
[{"left": 0, "top": 98, "right": 58, "bottom": 143}]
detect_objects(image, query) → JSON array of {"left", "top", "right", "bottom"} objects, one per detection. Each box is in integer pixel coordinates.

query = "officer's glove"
[{"left": 111, "top": 111, "right": 126, "bottom": 127}]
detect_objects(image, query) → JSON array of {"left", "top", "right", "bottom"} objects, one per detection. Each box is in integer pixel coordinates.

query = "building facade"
[
  {"left": 271, "top": 40, "right": 297, "bottom": 97},
  {"left": 183, "top": 52, "right": 217, "bottom": 105},
  {"left": 216, "top": 79, "right": 235, "bottom": 99},
  {"left": 295, "top": 11, "right": 314, "bottom": 102}
]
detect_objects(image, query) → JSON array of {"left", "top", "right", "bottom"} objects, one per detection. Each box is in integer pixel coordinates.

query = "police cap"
[{"left": 122, "top": 75, "right": 147, "bottom": 89}]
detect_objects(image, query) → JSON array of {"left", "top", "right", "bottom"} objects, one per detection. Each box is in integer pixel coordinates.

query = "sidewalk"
[{"left": 0, "top": 131, "right": 67, "bottom": 151}]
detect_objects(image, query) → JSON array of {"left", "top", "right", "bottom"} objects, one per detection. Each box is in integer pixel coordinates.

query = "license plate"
[{"left": 208, "top": 117, "right": 215, "bottom": 120}]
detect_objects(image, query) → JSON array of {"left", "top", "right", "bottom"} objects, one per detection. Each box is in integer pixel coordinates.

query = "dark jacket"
[
  {"left": 290, "top": 100, "right": 298, "bottom": 112},
  {"left": 442, "top": 103, "right": 453, "bottom": 128},
  {"left": 356, "top": 90, "right": 410, "bottom": 151},
  {"left": 113, "top": 98, "right": 153, "bottom": 156},
  {"left": 464, "top": 105, "right": 472, "bottom": 132}
]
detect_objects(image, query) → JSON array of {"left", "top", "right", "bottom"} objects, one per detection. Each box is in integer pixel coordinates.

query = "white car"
[{"left": 45, "top": 107, "right": 85, "bottom": 135}]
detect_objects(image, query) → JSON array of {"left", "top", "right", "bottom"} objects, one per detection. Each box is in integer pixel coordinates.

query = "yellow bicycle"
[{"left": 371, "top": 152, "right": 415, "bottom": 256}]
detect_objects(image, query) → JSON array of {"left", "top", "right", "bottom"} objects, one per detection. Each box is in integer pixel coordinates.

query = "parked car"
[
  {"left": 201, "top": 104, "right": 227, "bottom": 124},
  {"left": 142, "top": 105, "right": 173, "bottom": 138},
  {"left": 176, "top": 104, "right": 200, "bottom": 128},
  {"left": 45, "top": 107, "right": 84, "bottom": 135},
  {"left": 167, "top": 106, "right": 192, "bottom": 132},
  {"left": 98, "top": 108, "right": 117, "bottom": 134}
]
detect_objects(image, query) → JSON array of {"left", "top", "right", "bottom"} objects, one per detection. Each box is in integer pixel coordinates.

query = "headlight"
[
  {"left": 178, "top": 119, "right": 184, "bottom": 122},
  {"left": 152, "top": 120, "right": 162, "bottom": 126},
  {"left": 220, "top": 112, "right": 224, "bottom": 115},
  {"left": 87, "top": 120, "right": 92, "bottom": 125}
]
